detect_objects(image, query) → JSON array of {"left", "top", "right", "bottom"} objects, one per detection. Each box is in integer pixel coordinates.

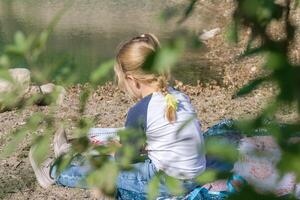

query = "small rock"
[
  {"left": 40, "top": 83, "right": 66, "bottom": 106},
  {"left": 9, "top": 68, "right": 31, "bottom": 92},
  {"left": 0, "top": 79, "right": 12, "bottom": 94},
  {"left": 56, "top": 85, "right": 66, "bottom": 105},
  {"left": 40, "top": 83, "right": 56, "bottom": 94},
  {"left": 0, "top": 68, "right": 31, "bottom": 95},
  {"left": 0, "top": 68, "right": 31, "bottom": 111},
  {"left": 23, "top": 85, "right": 43, "bottom": 103},
  {"left": 251, "top": 67, "right": 257, "bottom": 72},
  {"left": 199, "top": 28, "right": 221, "bottom": 41}
]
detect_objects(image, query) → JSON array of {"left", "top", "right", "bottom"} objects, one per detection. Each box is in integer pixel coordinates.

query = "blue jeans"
[
  {"left": 51, "top": 120, "right": 238, "bottom": 198},
  {"left": 50, "top": 156, "right": 199, "bottom": 199}
]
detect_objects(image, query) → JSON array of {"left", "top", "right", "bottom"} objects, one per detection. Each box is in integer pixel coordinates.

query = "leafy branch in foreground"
[
  {"left": 0, "top": 0, "right": 73, "bottom": 162},
  {"left": 231, "top": 0, "right": 300, "bottom": 194}
]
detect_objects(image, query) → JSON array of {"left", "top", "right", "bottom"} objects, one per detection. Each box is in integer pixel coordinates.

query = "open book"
[{"left": 88, "top": 127, "right": 123, "bottom": 145}]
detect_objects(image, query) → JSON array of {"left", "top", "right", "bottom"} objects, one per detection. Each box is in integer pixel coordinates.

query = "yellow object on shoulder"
[{"left": 165, "top": 94, "right": 178, "bottom": 110}]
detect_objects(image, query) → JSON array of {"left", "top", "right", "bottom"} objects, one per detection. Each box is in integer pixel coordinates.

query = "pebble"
[{"left": 199, "top": 28, "right": 221, "bottom": 41}]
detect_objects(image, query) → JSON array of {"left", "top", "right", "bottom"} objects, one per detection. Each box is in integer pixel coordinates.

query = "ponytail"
[
  {"left": 114, "top": 33, "right": 178, "bottom": 122},
  {"left": 156, "top": 75, "right": 178, "bottom": 123}
]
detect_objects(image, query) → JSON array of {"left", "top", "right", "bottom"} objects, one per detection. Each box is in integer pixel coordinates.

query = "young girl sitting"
[{"left": 29, "top": 33, "right": 207, "bottom": 198}]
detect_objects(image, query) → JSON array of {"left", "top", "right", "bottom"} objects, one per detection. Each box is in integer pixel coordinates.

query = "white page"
[{"left": 88, "top": 127, "right": 123, "bottom": 145}]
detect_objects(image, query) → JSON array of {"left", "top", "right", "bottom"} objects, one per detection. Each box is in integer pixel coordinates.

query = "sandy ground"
[
  {"left": 0, "top": 81, "right": 298, "bottom": 200},
  {"left": 0, "top": 1, "right": 300, "bottom": 200}
]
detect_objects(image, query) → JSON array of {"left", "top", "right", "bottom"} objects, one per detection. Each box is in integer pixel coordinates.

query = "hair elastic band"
[{"left": 165, "top": 94, "right": 178, "bottom": 110}]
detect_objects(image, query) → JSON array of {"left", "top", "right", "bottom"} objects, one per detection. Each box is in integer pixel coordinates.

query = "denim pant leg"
[
  {"left": 116, "top": 159, "right": 200, "bottom": 199},
  {"left": 51, "top": 157, "right": 199, "bottom": 199},
  {"left": 51, "top": 156, "right": 158, "bottom": 194},
  {"left": 50, "top": 155, "right": 91, "bottom": 188},
  {"left": 117, "top": 159, "right": 157, "bottom": 196}
]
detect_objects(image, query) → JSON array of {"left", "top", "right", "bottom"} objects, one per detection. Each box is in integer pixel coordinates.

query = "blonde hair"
[{"left": 114, "top": 33, "right": 176, "bottom": 123}]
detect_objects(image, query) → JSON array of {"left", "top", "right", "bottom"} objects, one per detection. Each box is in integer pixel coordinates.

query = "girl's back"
[{"left": 126, "top": 87, "right": 206, "bottom": 179}]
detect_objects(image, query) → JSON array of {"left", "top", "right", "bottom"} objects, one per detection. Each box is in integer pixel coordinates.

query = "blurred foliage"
[
  {"left": 0, "top": 0, "right": 300, "bottom": 199},
  {"left": 228, "top": 185, "right": 298, "bottom": 200},
  {"left": 229, "top": 0, "right": 300, "bottom": 198},
  {"left": 232, "top": 0, "right": 300, "bottom": 181},
  {"left": 205, "top": 137, "right": 239, "bottom": 162},
  {"left": 0, "top": 1, "right": 72, "bottom": 161},
  {"left": 86, "top": 161, "right": 119, "bottom": 195}
]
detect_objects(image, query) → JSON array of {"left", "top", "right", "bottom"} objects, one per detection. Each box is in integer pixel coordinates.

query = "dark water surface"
[{"left": 0, "top": 0, "right": 223, "bottom": 85}]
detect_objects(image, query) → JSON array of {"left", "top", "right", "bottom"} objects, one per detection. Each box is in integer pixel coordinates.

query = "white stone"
[
  {"left": 28, "top": 85, "right": 42, "bottom": 95},
  {"left": 40, "top": 83, "right": 66, "bottom": 105},
  {"left": 0, "top": 79, "right": 12, "bottom": 94},
  {"left": 40, "top": 83, "right": 56, "bottom": 94},
  {"left": 0, "top": 68, "right": 31, "bottom": 99},
  {"left": 55, "top": 85, "right": 66, "bottom": 105},
  {"left": 9, "top": 68, "right": 31, "bottom": 92},
  {"left": 199, "top": 28, "right": 221, "bottom": 40},
  {"left": 23, "top": 85, "right": 43, "bottom": 103},
  {"left": 251, "top": 67, "right": 257, "bottom": 72}
]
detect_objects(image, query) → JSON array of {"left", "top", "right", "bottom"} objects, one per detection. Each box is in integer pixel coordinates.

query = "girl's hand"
[
  {"left": 106, "top": 140, "right": 122, "bottom": 156},
  {"left": 108, "top": 140, "right": 122, "bottom": 147}
]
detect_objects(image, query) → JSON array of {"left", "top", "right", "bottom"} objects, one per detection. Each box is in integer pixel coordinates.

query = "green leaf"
[
  {"left": 0, "top": 129, "right": 27, "bottom": 158},
  {"left": 143, "top": 39, "right": 185, "bottom": 73},
  {"left": 178, "top": 0, "right": 198, "bottom": 24},
  {"left": 0, "top": 68, "right": 13, "bottom": 82},
  {"left": 27, "top": 113, "right": 45, "bottom": 127},
  {"left": 238, "top": 0, "right": 283, "bottom": 26},
  {"left": 15, "top": 31, "right": 26, "bottom": 49},
  {"left": 90, "top": 60, "right": 114, "bottom": 84},
  {"left": 165, "top": 175, "right": 184, "bottom": 196},
  {"left": 226, "top": 21, "right": 239, "bottom": 44},
  {"left": 265, "top": 52, "right": 287, "bottom": 70},
  {"left": 73, "top": 117, "right": 95, "bottom": 138},
  {"left": 5, "top": 33, "right": 31, "bottom": 55},
  {"left": 278, "top": 150, "right": 300, "bottom": 180},
  {"left": 5, "top": 45, "right": 25, "bottom": 55},
  {"left": 38, "top": 31, "right": 49, "bottom": 49},
  {"left": 52, "top": 153, "right": 73, "bottom": 175},
  {"left": 147, "top": 175, "right": 160, "bottom": 200},
  {"left": 116, "top": 128, "right": 146, "bottom": 168},
  {"left": 31, "top": 31, "right": 50, "bottom": 62},
  {"left": 157, "top": 40, "right": 185, "bottom": 70},
  {"left": 294, "top": 0, "right": 300, "bottom": 8},
  {"left": 195, "top": 169, "right": 218, "bottom": 184},
  {"left": 160, "top": 7, "right": 179, "bottom": 22},
  {"left": 0, "top": 55, "right": 11, "bottom": 68},
  {"left": 205, "top": 137, "right": 238, "bottom": 162},
  {"left": 239, "top": 46, "right": 265, "bottom": 58},
  {"left": 233, "top": 77, "right": 268, "bottom": 98},
  {"left": 32, "top": 134, "right": 51, "bottom": 165},
  {"left": 228, "top": 185, "right": 283, "bottom": 200},
  {"left": 71, "top": 136, "right": 89, "bottom": 153},
  {"left": 79, "top": 89, "right": 91, "bottom": 114},
  {"left": 86, "top": 161, "right": 118, "bottom": 196}
]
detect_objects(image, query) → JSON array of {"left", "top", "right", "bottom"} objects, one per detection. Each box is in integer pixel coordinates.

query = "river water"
[{"left": 0, "top": 0, "right": 223, "bottom": 85}]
